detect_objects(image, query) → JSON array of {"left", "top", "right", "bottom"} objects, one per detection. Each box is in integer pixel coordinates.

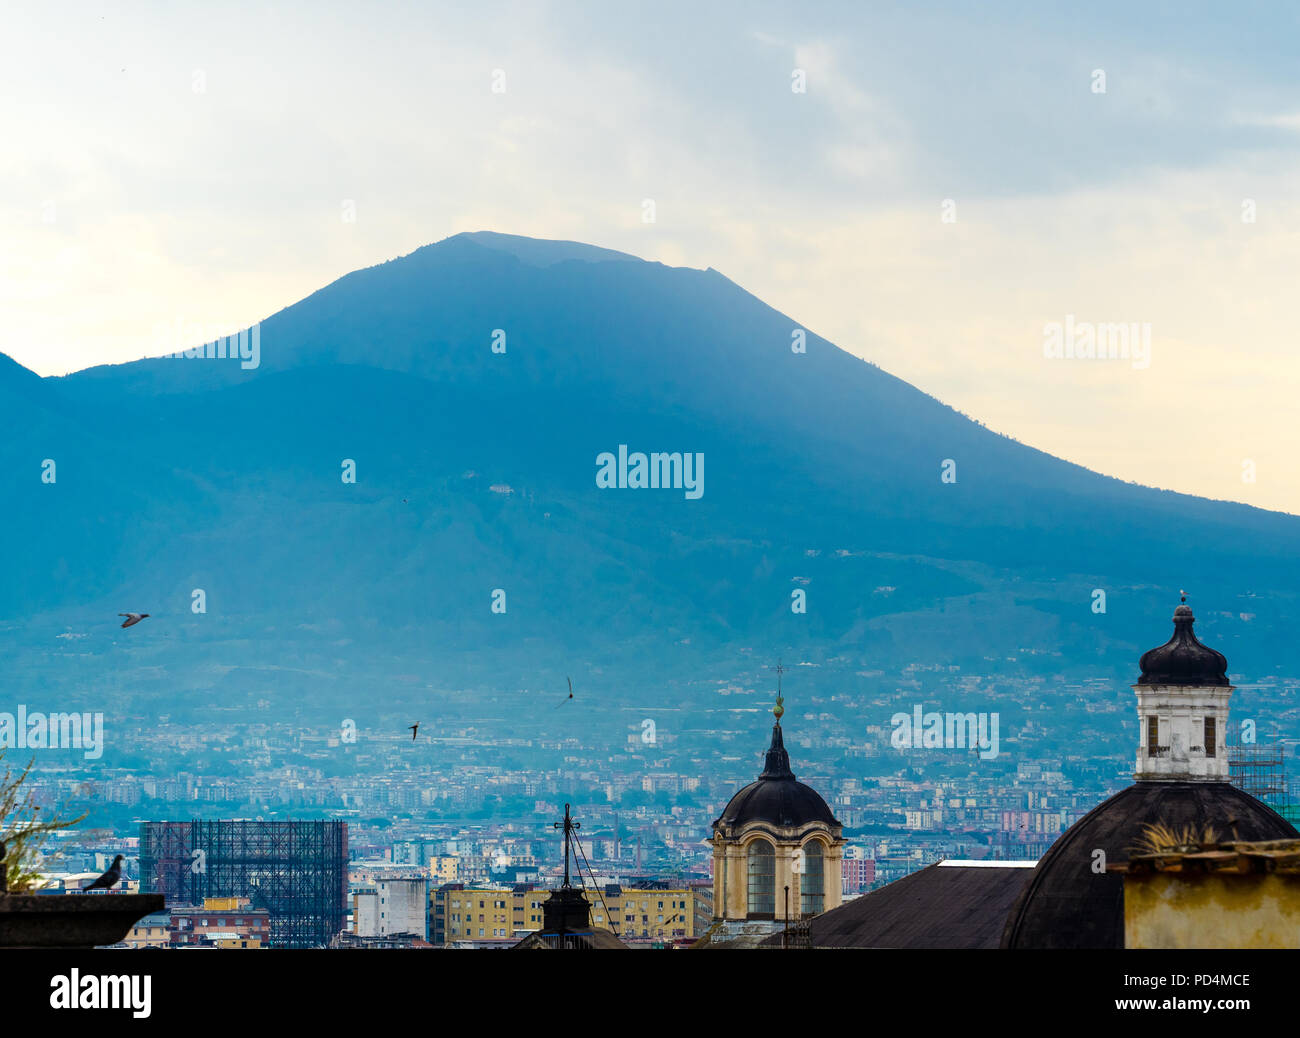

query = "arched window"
[
  {"left": 801, "top": 841, "right": 825, "bottom": 917},
  {"left": 747, "top": 840, "right": 775, "bottom": 918}
]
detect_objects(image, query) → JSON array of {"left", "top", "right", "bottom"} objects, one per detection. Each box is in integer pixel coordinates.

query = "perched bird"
[
  {"left": 409, "top": 723, "right": 419, "bottom": 740},
  {"left": 118, "top": 613, "right": 150, "bottom": 629},
  {"left": 84, "top": 855, "right": 124, "bottom": 890}
]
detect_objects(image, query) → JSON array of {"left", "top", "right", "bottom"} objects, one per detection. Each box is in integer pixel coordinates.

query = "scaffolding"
[
  {"left": 140, "top": 820, "right": 349, "bottom": 948},
  {"left": 1227, "top": 722, "right": 1292, "bottom": 819}
]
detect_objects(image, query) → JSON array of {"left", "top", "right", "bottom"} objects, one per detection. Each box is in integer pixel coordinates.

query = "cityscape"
[{"left": 3, "top": 0, "right": 1297, "bottom": 1024}]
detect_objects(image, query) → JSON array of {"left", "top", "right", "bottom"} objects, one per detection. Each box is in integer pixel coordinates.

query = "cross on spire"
[{"left": 553, "top": 803, "right": 581, "bottom": 889}]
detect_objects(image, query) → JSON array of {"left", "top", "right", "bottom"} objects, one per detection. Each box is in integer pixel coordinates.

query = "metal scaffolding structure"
[
  {"left": 1227, "top": 722, "right": 1291, "bottom": 818},
  {"left": 140, "top": 820, "right": 348, "bottom": 948}
]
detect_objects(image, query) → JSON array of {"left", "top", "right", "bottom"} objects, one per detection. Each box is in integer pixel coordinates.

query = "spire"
[
  {"left": 541, "top": 804, "right": 593, "bottom": 941},
  {"left": 760, "top": 660, "right": 794, "bottom": 779},
  {"left": 760, "top": 721, "right": 796, "bottom": 780}
]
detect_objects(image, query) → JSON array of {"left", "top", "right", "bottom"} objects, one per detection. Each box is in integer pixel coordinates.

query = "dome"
[
  {"left": 1138, "top": 600, "right": 1229, "bottom": 686},
  {"left": 714, "top": 723, "right": 839, "bottom": 830},
  {"left": 1001, "top": 781, "right": 1297, "bottom": 948}
]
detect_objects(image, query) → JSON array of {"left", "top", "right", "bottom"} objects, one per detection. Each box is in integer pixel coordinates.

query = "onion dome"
[
  {"left": 1137, "top": 597, "right": 1229, "bottom": 686},
  {"left": 715, "top": 722, "right": 839, "bottom": 829}
]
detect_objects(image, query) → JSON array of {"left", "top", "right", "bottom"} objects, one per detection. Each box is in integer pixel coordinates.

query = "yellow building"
[
  {"left": 588, "top": 886, "right": 697, "bottom": 943},
  {"left": 1116, "top": 839, "right": 1300, "bottom": 948},
  {"left": 431, "top": 883, "right": 699, "bottom": 945},
  {"left": 212, "top": 935, "right": 264, "bottom": 949},
  {"left": 123, "top": 911, "right": 171, "bottom": 949},
  {"left": 429, "top": 856, "right": 459, "bottom": 884}
]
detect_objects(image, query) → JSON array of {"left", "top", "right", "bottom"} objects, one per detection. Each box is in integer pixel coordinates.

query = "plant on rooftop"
[
  {"left": 0, "top": 751, "right": 88, "bottom": 894},
  {"left": 1131, "top": 821, "right": 1218, "bottom": 856}
]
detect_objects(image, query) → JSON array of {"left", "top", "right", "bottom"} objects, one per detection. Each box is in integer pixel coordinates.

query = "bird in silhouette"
[
  {"left": 555, "top": 676, "right": 575, "bottom": 707},
  {"left": 409, "top": 723, "right": 419, "bottom": 740},
  {"left": 118, "top": 613, "right": 150, "bottom": 629},
  {"left": 84, "top": 855, "right": 124, "bottom": 890}
]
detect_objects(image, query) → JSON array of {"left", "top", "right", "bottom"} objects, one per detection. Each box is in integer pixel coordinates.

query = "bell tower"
[{"left": 1132, "top": 594, "right": 1231, "bottom": 782}]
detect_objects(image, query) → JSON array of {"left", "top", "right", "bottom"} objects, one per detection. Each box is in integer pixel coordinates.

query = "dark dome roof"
[
  {"left": 715, "top": 723, "right": 839, "bottom": 830},
  {"left": 1138, "top": 601, "right": 1229, "bottom": 686},
  {"left": 1001, "top": 781, "right": 1296, "bottom": 949}
]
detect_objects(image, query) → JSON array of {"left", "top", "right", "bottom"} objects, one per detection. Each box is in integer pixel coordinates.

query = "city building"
[
  {"left": 431, "top": 884, "right": 546, "bottom": 946},
  {"left": 841, "top": 846, "right": 876, "bottom": 894},
  {"left": 170, "top": 897, "right": 270, "bottom": 949},
  {"left": 354, "top": 875, "right": 428, "bottom": 940},
  {"left": 140, "top": 820, "right": 349, "bottom": 948},
  {"left": 588, "top": 883, "right": 698, "bottom": 943},
  {"left": 122, "top": 910, "right": 172, "bottom": 949}
]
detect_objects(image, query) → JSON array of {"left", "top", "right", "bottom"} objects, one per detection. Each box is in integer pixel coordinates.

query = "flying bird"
[
  {"left": 556, "top": 676, "right": 575, "bottom": 707},
  {"left": 118, "top": 613, "right": 150, "bottom": 629},
  {"left": 409, "top": 723, "right": 419, "bottom": 740},
  {"left": 84, "top": 855, "right": 124, "bottom": 891}
]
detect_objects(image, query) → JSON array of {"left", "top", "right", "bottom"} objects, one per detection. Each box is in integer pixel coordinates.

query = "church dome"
[
  {"left": 1001, "top": 781, "right": 1296, "bottom": 948},
  {"left": 1138, "top": 600, "right": 1229, "bottom": 686},
  {"left": 714, "top": 723, "right": 839, "bottom": 830}
]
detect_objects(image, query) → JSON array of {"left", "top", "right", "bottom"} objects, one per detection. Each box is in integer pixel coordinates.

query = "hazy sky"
[{"left": 5, "top": 1, "right": 1299, "bottom": 513}]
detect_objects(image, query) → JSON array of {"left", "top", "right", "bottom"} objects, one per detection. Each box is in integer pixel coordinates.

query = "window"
[
  {"left": 747, "top": 839, "right": 776, "bottom": 918},
  {"left": 1147, "top": 716, "right": 1159, "bottom": 756},
  {"left": 801, "top": 841, "right": 825, "bottom": 917},
  {"left": 1205, "top": 716, "right": 1217, "bottom": 758}
]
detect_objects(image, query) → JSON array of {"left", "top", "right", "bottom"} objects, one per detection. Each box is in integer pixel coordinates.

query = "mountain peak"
[{"left": 441, "top": 230, "right": 644, "bottom": 268}]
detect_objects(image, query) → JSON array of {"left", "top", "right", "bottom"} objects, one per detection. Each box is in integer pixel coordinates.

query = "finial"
[
  {"left": 1180, "top": 589, "right": 1187, "bottom": 604},
  {"left": 772, "top": 659, "right": 785, "bottom": 721},
  {"left": 774, "top": 695, "right": 784, "bottom": 721}
]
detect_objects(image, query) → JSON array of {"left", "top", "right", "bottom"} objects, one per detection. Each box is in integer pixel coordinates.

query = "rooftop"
[{"left": 1113, "top": 839, "right": 1300, "bottom": 875}]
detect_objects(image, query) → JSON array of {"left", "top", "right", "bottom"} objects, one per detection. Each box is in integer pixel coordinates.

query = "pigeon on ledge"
[{"left": 84, "top": 855, "right": 124, "bottom": 890}]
